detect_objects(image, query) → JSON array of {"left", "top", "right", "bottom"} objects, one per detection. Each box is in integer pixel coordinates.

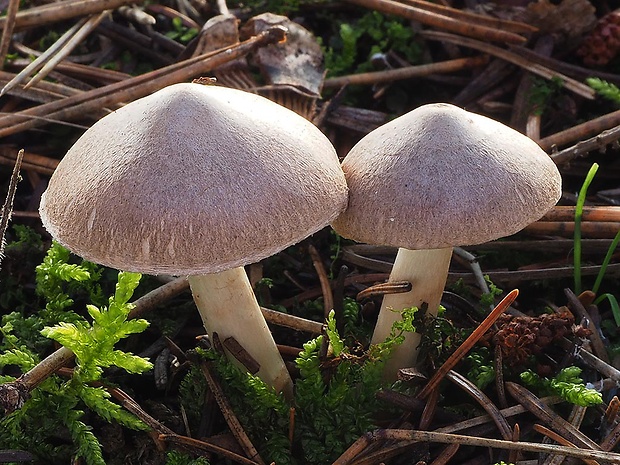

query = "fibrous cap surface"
[
  {"left": 331, "top": 103, "right": 561, "bottom": 249},
  {"left": 40, "top": 83, "right": 348, "bottom": 274}
]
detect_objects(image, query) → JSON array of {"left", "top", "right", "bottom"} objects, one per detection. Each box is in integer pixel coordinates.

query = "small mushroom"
[
  {"left": 332, "top": 103, "right": 561, "bottom": 379},
  {"left": 39, "top": 82, "right": 348, "bottom": 398}
]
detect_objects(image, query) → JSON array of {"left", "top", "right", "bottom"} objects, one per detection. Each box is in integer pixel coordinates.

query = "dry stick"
[
  {"left": 565, "top": 288, "right": 610, "bottom": 363},
  {"left": 494, "top": 345, "right": 508, "bottom": 409},
  {"left": 352, "top": 396, "right": 565, "bottom": 465},
  {"left": 323, "top": 56, "right": 487, "bottom": 88},
  {"left": 0, "top": 0, "right": 147, "bottom": 31},
  {"left": 416, "top": 289, "right": 518, "bottom": 400},
  {"left": 541, "top": 206, "right": 620, "bottom": 223},
  {"left": 0, "top": 69, "right": 87, "bottom": 99},
  {"left": 534, "top": 424, "right": 601, "bottom": 465},
  {"left": 604, "top": 396, "right": 620, "bottom": 426},
  {"left": 551, "top": 124, "right": 620, "bottom": 165},
  {"left": 445, "top": 370, "right": 512, "bottom": 440},
  {"left": 24, "top": 11, "right": 109, "bottom": 90},
  {"left": 573, "top": 343, "right": 620, "bottom": 385},
  {"left": 132, "top": 275, "right": 324, "bottom": 334},
  {"left": 0, "top": 26, "right": 287, "bottom": 137},
  {"left": 418, "top": 386, "right": 440, "bottom": 430},
  {"left": 523, "top": 221, "right": 620, "bottom": 239},
  {"left": 0, "top": 0, "right": 19, "bottom": 69},
  {"left": 343, "top": 0, "right": 527, "bottom": 44},
  {"left": 508, "top": 423, "right": 521, "bottom": 465},
  {"left": 341, "top": 245, "right": 620, "bottom": 283},
  {"left": 335, "top": 429, "right": 620, "bottom": 465},
  {"left": 396, "top": 0, "right": 537, "bottom": 33},
  {"left": 419, "top": 30, "right": 596, "bottom": 100},
  {"left": 261, "top": 307, "right": 323, "bottom": 334},
  {"left": 540, "top": 107, "right": 620, "bottom": 151},
  {"left": 435, "top": 396, "right": 564, "bottom": 435},
  {"left": 159, "top": 434, "right": 259, "bottom": 465},
  {"left": 430, "top": 443, "right": 460, "bottom": 465},
  {"left": 308, "top": 243, "right": 334, "bottom": 317},
  {"left": 355, "top": 281, "right": 411, "bottom": 301},
  {"left": 198, "top": 361, "right": 265, "bottom": 465},
  {"left": 109, "top": 386, "right": 175, "bottom": 435},
  {"left": 0, "top": 148, "right": 23, "bottom": 266},
  {"left": 506, "top": 382, "right": 602, "bottom": 451},
  {"left": 542, "top": 405, "right": 588, "bottom": 465},
  {"left": 0, "top": 16, "right": 89, "bottom": 97},
  {"left": 600, "top": 412, "right": 620, "bottom": 451},
  {"left": 10, "top": 53, "right": 131, "bottom": 85}
]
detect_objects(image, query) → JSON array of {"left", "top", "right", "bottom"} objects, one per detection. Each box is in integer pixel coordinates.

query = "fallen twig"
[
  {"left": 0, "top": 0, "right": 147, "bottom": 31},
  {"left": 506, "top": 382, "right": 601, "bottom": 450},
  {"left": 323, "top": 56, "right": 487, "bottom": 88},
  {"left": 344, "top": 0, "right": 529, "bottom": 44},
  {"left": 0, "top": 25, "right": 287, "bottom": 138},
  {"left": 334, "top": 428, "right": 620, "bottom": 465},
  {"left": 0, "top": 149, "right": 23, "bottom": 268},
  {"left": 198, "top": 360, "right": 265, "bottom": 465},
  {"left": 420, "top": 30, "right": 596, "bottom": 100},
  {"left": 0, "top": 0, "right": 19, "bottom": 69},
  {"left": 445, "top": 370, "right": 512, "bottom": 440},
  {"left": 416, "top": 289, "right": 518, "bottom": 400}
]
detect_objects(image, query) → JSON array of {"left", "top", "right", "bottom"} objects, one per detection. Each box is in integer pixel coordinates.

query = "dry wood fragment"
[
  {"left": 541, "top": 206, "right": 620, "bottom": 222},
  {"left": 198, "top": 360, "right": 265, "bottom": 465},
  {"left": 416, "top": 289, "right": 518, "bottom": 400},
  {"left": 334, "top": 429, "right": 620, "bottom": 465},
  {"left": 0, "top": 0, "right": 147, "bottom": 31},
  {"left": 506, "top": 382, "right": 601, "bottom": 451},
  {"left": 323, "top": 56, "right": 487, "bottom": 88},
  {"left": 534, "top": 423, "right": 600, "bottom": 465},
  {"left": 523, "top": 221, "right": 620, "bottom": 239},
  {"left": 565, "top": 288, "right": 610, "bottom": 362},
  {"left": 1, "top": 16, "right": 89, "bottom": 97},
  {"left": 420, "top": 30, "right": 595, "bottom": 100},
  {"left": 344, "top": 0, "right": 528, "bottom": 44},
  {"left": 445, "top": 370, "right": 512, "bottom": 440},
  {"left": 397, "top": 0, "right": 537, "bottom": 34},
  {"left": 7, "top": 55, "right": 131, "bottom": 86},
  {"left": 550, "top": 124, "right": 620, "bottom": 165},
  {"left": 308, "top": 243, "right": 333, "bottom": 317},
  {"left": 23, "top": 11, "right": 109, "bottom": 91},
  {"left": 600, "top": 411, "right": 620, "bottom": 451},
  {"left": 0, "top": 148, "right": 23, "bottom": 267},
  {"left": 541, "top": 404, "right": 588, "bottom": 465},
  {"left": 0, "top": 0, "right": 19, "bottom": 69},
  {"left": 0, "top": 26, "right": 287, "bottom": 138},
  {"left": 540, "top": 106, "right": 620, "bottom": 151},
  {"left": 159, "top": 434, "right": 260, "bottom": 465}
]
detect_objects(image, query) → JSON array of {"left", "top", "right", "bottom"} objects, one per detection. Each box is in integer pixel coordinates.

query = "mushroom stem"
[
  {"left": 188, "top": 267, "right": 294, "bottom": 399},
  {"left": 371, "top": 247, "right": 453, "bottom": 380}
]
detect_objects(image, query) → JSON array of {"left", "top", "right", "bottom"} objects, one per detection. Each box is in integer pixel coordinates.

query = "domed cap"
[
  {"left": 331, "top": 103, "right": 561, "bottom": 249},
  {"left": 40, "top": 83, "right": 348, "bottom": 275}
]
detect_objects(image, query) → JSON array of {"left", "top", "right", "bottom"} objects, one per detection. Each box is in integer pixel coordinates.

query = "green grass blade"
[
  {"left": 574, "top": 163, "right": 599, "bottom": 294},
  {"left": 594, "top": 293, "right": 620, "bottom": 327},
  {"left": 592, "top": 228, "right": 620, "bottom": 295}
]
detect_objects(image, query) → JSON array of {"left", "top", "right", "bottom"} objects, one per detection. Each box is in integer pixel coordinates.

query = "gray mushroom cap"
[
  {"left": 40, "top": 83, "right": 348, "bottom": 275},
  {"left": 331, "top": 103, "right": 561, "bottom": 249}
]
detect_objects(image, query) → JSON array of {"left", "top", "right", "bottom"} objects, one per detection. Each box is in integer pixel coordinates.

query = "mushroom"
[
  {"left": 39, "top": 82, "right": 348, "bottom": 398},
  {"left": 331, "top": 103, "right": 561, "bottom": 379}
]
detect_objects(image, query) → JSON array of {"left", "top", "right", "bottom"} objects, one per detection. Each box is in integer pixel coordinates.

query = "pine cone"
[
  {"left": 491, "top": 309, "right": 584, "bottom": 367},
  {"left": 577, "top": 9, "right": 620, "bottom": 66}
]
